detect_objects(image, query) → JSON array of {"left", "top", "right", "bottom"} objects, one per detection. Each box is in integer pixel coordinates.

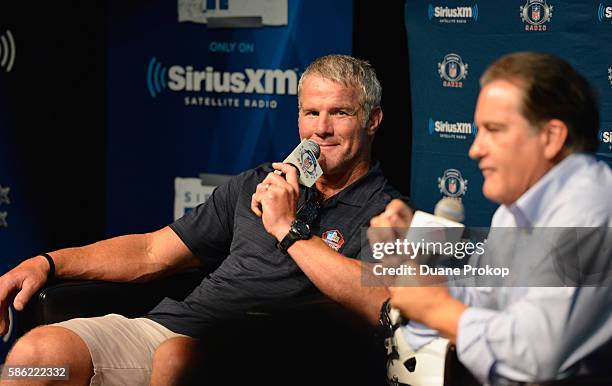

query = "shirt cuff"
[{"left": 400, "top": 321, "right": 440, "bottom": 351}]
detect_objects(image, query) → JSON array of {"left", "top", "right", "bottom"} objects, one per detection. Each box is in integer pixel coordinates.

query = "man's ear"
[
  {"left": 541, "top": 119, "right": 568, "bottom": 161},
  {"left": 366, "top": 107, "right": 383, "bottom": 136}
]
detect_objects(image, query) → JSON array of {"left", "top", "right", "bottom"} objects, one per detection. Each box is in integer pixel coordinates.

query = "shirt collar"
[
  {"left": 505, "top": 154, "right": 592, "bottom": 226},
  {"left": 302, "top": 160, "right": 387, "bottom": 208}
]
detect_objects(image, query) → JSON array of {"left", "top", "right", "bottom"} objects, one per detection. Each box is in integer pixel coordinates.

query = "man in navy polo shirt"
[{"left": 0, "top": 54, "right": 400, "bottom": 386}]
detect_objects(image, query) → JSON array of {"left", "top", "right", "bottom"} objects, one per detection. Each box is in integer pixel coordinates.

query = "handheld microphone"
[
  {"left": 385, "top": 198, "right": 465, "bottom": 386},
  {"left": 404, "top": 197, "right": 465, "bottom": 244},
  {"left": 274, "top": 139, "right": 323, "bottom": 187}
]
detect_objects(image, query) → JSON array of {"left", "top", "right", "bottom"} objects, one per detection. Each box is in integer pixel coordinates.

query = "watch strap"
[{"left": 277, "top": 220, "right": 310, "bottom": 254}]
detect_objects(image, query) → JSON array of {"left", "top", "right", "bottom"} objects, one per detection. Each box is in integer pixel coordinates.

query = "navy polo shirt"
[{"left": 146, "top": 162, "right": 400, "bottom": 337}]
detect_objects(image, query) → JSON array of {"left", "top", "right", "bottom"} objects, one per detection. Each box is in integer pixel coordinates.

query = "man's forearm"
[
  {"left": 422, "top": 298, "right": 466, "bottom": 344},
  {"left": 43, "top": 227, "right": 197, "bottom": 283},
  {"left": 44, "top": 234, "right": 159, "bottom": 282},
  {"left": 287, "top": 237, "right": 389, "bottom": 326}
]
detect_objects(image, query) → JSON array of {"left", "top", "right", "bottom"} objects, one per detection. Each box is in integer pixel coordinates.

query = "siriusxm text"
[
  {"left": 434, "top": 120, "right": 473, "bottom": 134},
  {"left": 168, "top": 66, "right": 298, "bottom": 95},
  {"left": 433, "top": 6, "right": 473, "bottom": 18}
]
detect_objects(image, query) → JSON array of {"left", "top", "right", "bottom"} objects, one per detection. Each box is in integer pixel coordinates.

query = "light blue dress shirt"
[{"left": 400, "top": 154, "right": 612, "bottom": 385}]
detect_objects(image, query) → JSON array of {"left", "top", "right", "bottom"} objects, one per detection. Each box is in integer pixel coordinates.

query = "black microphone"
[{"left": 274, "top": 139, "right": 323, "bottom": 187}]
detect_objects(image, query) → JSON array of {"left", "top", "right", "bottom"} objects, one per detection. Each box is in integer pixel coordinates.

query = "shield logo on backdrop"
[
  {"left": 532, "top": 5, "right": 541, "bottom": 21},
  {"left": 449, "top": 178, "right": 457, "bottom": 194},
  {"left": 448, "top": 62, "right": 457, "bottom": 79},
  {"left": 438, "top": 53, "right": 468, "bottom": 87},
  {"left": 438, "top": 169, "right": 468, "bottom": 199},
  {"left": 520, "top": 0, "right": 553, "bottom": 27}
]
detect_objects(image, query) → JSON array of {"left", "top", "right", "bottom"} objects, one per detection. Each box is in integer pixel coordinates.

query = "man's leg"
[
  {"left": 1, "top": 326, "right": 94, "bottom": 386},
  {"left": 150, "top": 336, "right": 204, "bottom": 386},
  {"left": 3, "top": 314, "right": 189, "bottom": 386}
]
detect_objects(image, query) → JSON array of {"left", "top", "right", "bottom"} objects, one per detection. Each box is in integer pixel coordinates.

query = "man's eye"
[{"left": 482, "top": 125, "right": 499, "bottom": 133}]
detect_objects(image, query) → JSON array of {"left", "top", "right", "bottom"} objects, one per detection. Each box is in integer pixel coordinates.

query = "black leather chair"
[
  {"left": 17, "top": 272, "right": 608, "bottom": 386},
  {"left": 15, "top": 269, "right": 388, "bottom": 386}
]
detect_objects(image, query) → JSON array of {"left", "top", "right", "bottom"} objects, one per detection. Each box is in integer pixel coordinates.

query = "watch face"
[{"left": 292, "top": 220, "right": 310, "bottom": 238}]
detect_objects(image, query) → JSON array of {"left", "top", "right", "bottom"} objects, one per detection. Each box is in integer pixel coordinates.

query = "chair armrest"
[{"left": 16, "top": 269, "right": 206, "bottom": 336}]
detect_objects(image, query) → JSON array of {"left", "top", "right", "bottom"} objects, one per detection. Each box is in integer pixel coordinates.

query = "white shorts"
[{"left": 54, "top": 314, "right": 186, "bottom": 386}]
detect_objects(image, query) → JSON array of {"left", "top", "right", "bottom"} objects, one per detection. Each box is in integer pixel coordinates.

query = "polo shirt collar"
[{"left": 303, "top": 161, "right": 386, "bottom": 208}]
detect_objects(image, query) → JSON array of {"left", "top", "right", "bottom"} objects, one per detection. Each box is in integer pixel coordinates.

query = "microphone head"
[
  {"left": 303, "top": 139, "right": 321, "bottom": 159},
  {"left": 434, "top": 197, "right": 464, "bottom": 223}
]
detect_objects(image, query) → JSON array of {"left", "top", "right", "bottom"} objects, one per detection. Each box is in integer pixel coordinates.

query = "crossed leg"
[
  {"left": 1, "top": 315, "right": 202, "bottom": 386},
  {"left": 1, "top": 326, "right": 93, "bottom": 386}
]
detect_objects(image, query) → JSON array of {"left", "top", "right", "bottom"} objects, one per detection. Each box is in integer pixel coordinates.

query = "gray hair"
[{"left": 298, "top": 54, "right": 382, "bottom": 124}]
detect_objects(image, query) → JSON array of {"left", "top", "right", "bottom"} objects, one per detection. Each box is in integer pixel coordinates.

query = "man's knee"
[
  {"left": 151, "top": 336, "right": 203, "bottom": 385},
  {"left": 5, "top": 326, "right": 93, "bottom": 383}
]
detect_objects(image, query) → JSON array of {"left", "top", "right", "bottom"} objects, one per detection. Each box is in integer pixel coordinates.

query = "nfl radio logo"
[
  {"left": 438, "top": 169, "right": 468, "bottom": 199},
  {"left": 520, "top": 0, "right": 553, "bottom": 31},
  {"left": 299, "top": 149, "right": 317, "bottom": 178},
  {"left": 438, "top": 53, "right": 468, "bottom": 88}
]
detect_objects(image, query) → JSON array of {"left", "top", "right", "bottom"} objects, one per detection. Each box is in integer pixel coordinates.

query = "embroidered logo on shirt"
[{"left": 322, "top": 229, "right": 345, "bottom": 251}]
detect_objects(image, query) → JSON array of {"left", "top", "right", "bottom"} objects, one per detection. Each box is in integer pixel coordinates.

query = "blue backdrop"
[
  {"left": 0, "top": 27, "right": 47, "bottom": 362},
  {"left": 405, "top": 0, "right": 612, "bottom": 226},
  {"left": 106, "top": 0, "right": 353, "bottom": 235}
]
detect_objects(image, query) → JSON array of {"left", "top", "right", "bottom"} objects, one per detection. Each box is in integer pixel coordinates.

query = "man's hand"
[
  {"left": 389, "top": 285, "right": 467, "bottom": 342},
  {"left": 0, "top": 256, "right": 50, "bottom": 335},
  {"left": 368, "top": 199, "right": 414, "bottom": 245},
  {"left": 250, "top": 163, "right": 300, "bottom": 241}
]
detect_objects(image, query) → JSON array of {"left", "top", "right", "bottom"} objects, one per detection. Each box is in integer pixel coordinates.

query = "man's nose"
[
  {"left": 468, "top": 131, "right": 484, "bottom": 160},
  {"left": 314, "top": 114, "right": 333, "bottom": 137}
]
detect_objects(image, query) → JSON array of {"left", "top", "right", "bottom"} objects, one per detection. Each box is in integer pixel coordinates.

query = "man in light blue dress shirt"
[{"left": 371, "top": 52, "right": 612, "bottom": 385}]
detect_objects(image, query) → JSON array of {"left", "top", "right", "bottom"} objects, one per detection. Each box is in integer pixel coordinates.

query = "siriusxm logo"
[
  {"left": 599, "top": 128, "right": 612, "bottom": 153},
  {"left": 0, "top": 29, "right": 16, "bottom": 73},
  {"left": 146, "top": 57, "right": 298, "bottom": 98},
  {"left": 600, "top": 129, "right": 612, "bottom": 144},
  {"left": 597, "top": 3, "right": 612, "bottom": 22},
  {"left": 428, "top": 4, "right": 478, "bottom": 23},
  {"left": 429, "top": 118, "right": 476, "bottom": 139}
]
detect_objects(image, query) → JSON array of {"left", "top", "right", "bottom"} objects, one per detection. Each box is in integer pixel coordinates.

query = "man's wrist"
[
  {"left": 423, "top": 297, "right": 467, "bottom": 341},
  {"left": 37, "top": 253, "right": 55, "bottom": 279},
  {"left": 276, "top": 219, "right": 312, "bottom": 254},
  {"left": 273, "top": 220, "right": 294, "bottom": 241}
]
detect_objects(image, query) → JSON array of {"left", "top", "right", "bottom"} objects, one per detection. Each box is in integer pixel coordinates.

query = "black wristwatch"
[{"left": 277, "top": 219, "right": 312, "bottom": 254}]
